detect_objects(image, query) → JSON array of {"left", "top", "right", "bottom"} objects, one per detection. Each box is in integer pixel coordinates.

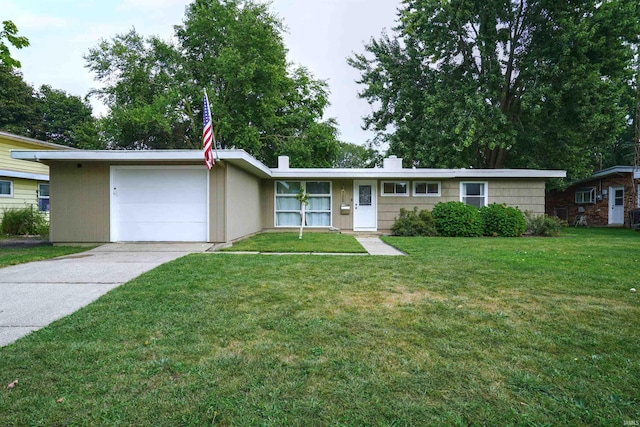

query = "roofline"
[
  {"left": 11, "top": 149, "right": 566, "bottom": 179},
  {"left": 0, "top": 169, "right": 49, "bottom": 181},
  {"left": 0, "top": 130, "right": 76, "bottom": 150}
]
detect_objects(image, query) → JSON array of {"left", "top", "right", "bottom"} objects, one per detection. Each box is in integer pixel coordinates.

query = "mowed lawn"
[{"left": 1, "top": 229, "right": 639, "bottom": 425}]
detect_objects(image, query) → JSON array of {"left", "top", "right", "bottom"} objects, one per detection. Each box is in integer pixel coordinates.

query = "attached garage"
[{"left": 110, "top": 166, "right": 208, "bottom": 242}]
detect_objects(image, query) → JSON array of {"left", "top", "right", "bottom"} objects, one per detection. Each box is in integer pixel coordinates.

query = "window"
[
  {"left": 275, "top": 181, "right": 331, "bottom": 227},
  {"left": 413, "top": 181, "right": 440, "bottom": 197},
  {"left": 575, "top": 187, "right": 595, "bottom": 204},
  {"left": 38, "top": 183, "right": 50, "bottom": 212},
  {"left": 460, "top": 182, "right": 487, "bottom": 208},
  {"left": 0, "top": 180, "right": 12, "bottom": 197},
  {"left": 381, "top": 181, "right": 408, "bottom": 196}
]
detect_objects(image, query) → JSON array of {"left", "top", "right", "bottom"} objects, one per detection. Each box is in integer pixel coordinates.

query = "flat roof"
[
  {"left": 11, "top": 149, "right": 567, "bottom": 179},
  {"left": 0, "top": 131, "right": 76, "bottom": 150}
]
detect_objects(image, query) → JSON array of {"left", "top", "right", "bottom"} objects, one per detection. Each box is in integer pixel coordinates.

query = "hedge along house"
[
  {"left": 11, "top": 149, "right": 565, "bottom": 243},
  {"left": 546, "top": 166, "right": 640, "bottom": 227}
]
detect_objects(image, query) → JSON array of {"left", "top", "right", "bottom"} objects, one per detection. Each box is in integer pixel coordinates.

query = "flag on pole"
[{"left": 202, "top": 91, "right": 215, "bottom": 170}]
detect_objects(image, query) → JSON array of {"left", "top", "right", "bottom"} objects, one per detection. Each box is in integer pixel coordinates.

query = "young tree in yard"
[
  {"left": 0, "top": 20, "right": 29, "bottom": 69},
  {"left": 86, "top": 0, "right": 339, "bottom": 167},
  {"left": 349, "top": 0, "right": 640, "bottom": 180}
]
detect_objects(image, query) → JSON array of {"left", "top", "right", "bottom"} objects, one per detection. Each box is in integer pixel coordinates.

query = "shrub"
[
  {"left": 480, "top": 203, "right": 526, "bottom": 237},
  {"left": 390, "top": 207, "right": 438, "bottom": 237},
  {"left": 1, "top": 206, "right": 49, "bottom": 237},
  {"left": 431, "top": 201, "right": 483, "bottom": 237},
  {"left": 524, "top": 211, "right": 567, "bottom": 237}
]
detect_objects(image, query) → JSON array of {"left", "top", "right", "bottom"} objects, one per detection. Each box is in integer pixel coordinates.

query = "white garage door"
[{"left": 111, "top": 166, "right": 208, "bottom": 242}]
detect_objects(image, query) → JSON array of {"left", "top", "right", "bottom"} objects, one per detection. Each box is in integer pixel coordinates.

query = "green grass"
[
  {"left": 1, "top": 229, "right": 639, "bottom": 425},
  {"left": 222, "top": 232, "right": 367, "bottom": 253},
  {"left": 0, "top": 245, "right": 92, "bottom": 268}
]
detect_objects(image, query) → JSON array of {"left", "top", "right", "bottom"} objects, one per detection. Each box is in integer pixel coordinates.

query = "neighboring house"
[
  {"left": 546, "top": 166, "right": 640, "bottom": 227},
  {"left": 0, "top": 131, "right": 71, "bottom": 222},
  {"left": 11, "top": 149, "right": 565, "bottom": 243}
]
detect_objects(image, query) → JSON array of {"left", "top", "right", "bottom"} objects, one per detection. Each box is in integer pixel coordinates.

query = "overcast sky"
[{"left": 2, "top": 0, "right": 401, "bottom": 146}]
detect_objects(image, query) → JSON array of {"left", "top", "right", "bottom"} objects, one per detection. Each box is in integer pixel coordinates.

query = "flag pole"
[{"left": 204, "top": 88, "right": 219, "bottom": 160}]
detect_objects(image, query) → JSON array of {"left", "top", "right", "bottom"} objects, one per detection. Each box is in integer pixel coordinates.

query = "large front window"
[
  {"left": 461, "top": 182, "right": 487, "bottom": 208},
  {"left": 275, "top": 181, "right": 331, "bottom": 227}
]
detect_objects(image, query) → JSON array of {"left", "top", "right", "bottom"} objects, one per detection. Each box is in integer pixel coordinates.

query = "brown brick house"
[{"left": 546, "top": 166, "right": 640, "bottom": 227}]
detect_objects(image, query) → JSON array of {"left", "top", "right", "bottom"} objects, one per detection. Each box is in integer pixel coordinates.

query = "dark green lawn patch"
[
  {"left": 222, "top": 232, "right": 367, "bottom": 253},
  {"left": 0, "top": 245, "right": 92, "bottom": 268},
  {"left": 0, "top": 229, "right": 638, "bottom": 425}
]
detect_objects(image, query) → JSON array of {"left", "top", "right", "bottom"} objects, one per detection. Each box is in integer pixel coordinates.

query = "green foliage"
[
  {"left": 0, "top": 65, "right": 38, "bottom": 135},
  {"left": 390, "top": 207, "right": 438, "bottom": 236},
  {"left": 85, "top": 0, "right": 339, "bottom": 167},
  {"left": 0, "top": 20, "right": 29, "bottom": 69},
  {"left": 524, "top": 211, "right": 567, "bottom": 237},
  {"left": 349, "top": 0, "right": 640, "bottom": 180},
  {"left": 480, "top": 203, "right": 526, "bottom": 237},
  {"left": 1, "top": 207, "right": 49, "bottom": 237},
  {"left": 333, "top": 141, "right": 381, "bottom": 168},
  {"left": 431, "top": 201, "right": 483, "bottom": 237}
]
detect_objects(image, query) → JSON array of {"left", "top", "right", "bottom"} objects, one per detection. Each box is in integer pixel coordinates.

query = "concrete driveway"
[{"left": 0, "top": 243, "right": 213, "bottom": 347}]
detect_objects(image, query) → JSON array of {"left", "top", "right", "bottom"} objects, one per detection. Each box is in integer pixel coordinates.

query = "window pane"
[
  {"left": 306, "top": 181, "right": 330, "bottom": 194},
  {"left": 359, "top": 185, "right": 372, "bottom": 205},
  {"left": 39, "top": 184, "right": 50, "bottom": 197},
  {"left": 306, "top": 212, "right": 330, "bottom": 226},
  {"left": 0, "top": 181, "right": 11, "bottom": 195},
  {"left": 39, "top": 198, "right": 50, "bottom": 212},
  {"left": 276, "top": 212, "right": 301, "bottom": 226},
  {"left": 465, "top": 183, "right": 483, "bottom": 196},
  {"left": 415, "top": 183, "right": 427, "bottom": 194},
  {"left": 395, "top": 183, "right": 407, "bottom": 194},
  {"left": 276, "top": 181, "right": 301, "bottom": 194},
  {"left": 427, "top": 183, "right": 439, "bottom": 194},
  {"left": 276, "top": 197, "right": 300, "bottom": 211},
  {"left": 463, "top": 196, "right": 484, "bottom": 209},
  {"left": 383, "top": 182, "right": 394, "bottom": 194},
  {"left": 308, "top": 196, "right": 330, "bottom": 211}
]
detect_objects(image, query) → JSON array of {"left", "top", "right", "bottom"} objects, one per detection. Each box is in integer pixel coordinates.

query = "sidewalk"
[{"left": 219, "top": 236, "right": 405, "bottom": 256}]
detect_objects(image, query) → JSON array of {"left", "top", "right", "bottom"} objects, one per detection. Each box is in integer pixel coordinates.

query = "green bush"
[
  {"left": 390, "top": 207, "right": 438, "bottom": 237},
  {"left": 1, "top": 206, "right": 49, "bottom": 237},
  {"left": 480, "top": 203, "right": 526, "bottom": 237},
  {"left": 432, "top": 201, "right": 483, "bottom": 237},
  {"left": 524, "top": 211, "right": 567, "bottom": 237}
]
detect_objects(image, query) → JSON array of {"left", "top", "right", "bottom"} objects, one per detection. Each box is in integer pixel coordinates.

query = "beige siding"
[
  {"left": 209, "top": 163, "right": 226, "bottom": 243},
  {"left": 225, "top": 163, "right": 262, "bottom": 242},
  {"left": 0, "top": 139, "right": 52, "bottom": 175},
  {"left": 49, "top": 162, "right": 110, "bottom": 242},
  {"left": 487, "top": 179, "right": 546, "bottom": 214},
  {"left": 332, "top": 180, "right": 353, "bottom": 231}
]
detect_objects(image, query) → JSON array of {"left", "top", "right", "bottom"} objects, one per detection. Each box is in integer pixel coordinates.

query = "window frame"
[
  {"left": 0, "top": 179, "right": 13, "bottom": 197},
  {"left": 575, "top": 187, "right": 596, "bottom": 204},
  {"left": 413, "top": 181, "right": 441, "bottom": 197},
  {"left": 380, "top": 181, "right": 409, "bottom": 197},
  {"left": 274, "top": 181, "right": 332, "bottom": 228},
  {"left": 38, "top": 183, "right": 50, "bottom": 212},
  {"left": 460, "top": 181, "right": 488, "bottom": 208}
]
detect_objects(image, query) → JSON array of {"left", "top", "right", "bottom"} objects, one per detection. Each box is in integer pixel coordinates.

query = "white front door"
[
  {"left": 353, "top": 180, "right": 377, "bottom": 231},
  {"left": 609, "top": 186, "right": 625, "bottom": 225},
  {"left": 111, "top": 166, "right": 208, "bottom": 242}
]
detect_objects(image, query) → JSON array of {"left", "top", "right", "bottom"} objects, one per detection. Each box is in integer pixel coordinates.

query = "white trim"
[
  {"left": 274, "top": 180, "right": 333, "bottom": 228},
  {"left": 353, "top": 180, "right": 378, "bottom": 231},
  {"left": 0, "top": 179, "right": 13, "bottom": 197},
  {"left": 37, "top": 183, "right": 50, "bottom": 212},
  {"left": 413, "top": 181, "right": 441, "bottom": 197},
  {"left": 380, "top": 181, "right": 409, "bottom": 197},
  {"left": 575, "top": 187, "right": 596, "bottom": 204},
  {"left": 460, "top": 181, "right": 488, "bottom": 207},
  {"left": 0, "top": 169, "right": 49, "bottom": 181},
  {"left": 608, "top": 186, "right": 625, "bottom": 225}
]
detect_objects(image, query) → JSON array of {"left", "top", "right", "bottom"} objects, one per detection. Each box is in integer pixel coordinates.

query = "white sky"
[{"left": 2, "top": 0, "right": 401, "bottom": 146}]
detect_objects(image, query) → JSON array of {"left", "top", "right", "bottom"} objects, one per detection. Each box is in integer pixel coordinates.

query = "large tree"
[
  {"left": 349, "top": 0, "right": 640, "bottom": 179},
  {"left": 0, "top": 20, "right": 29, "bottom": 69},
  {"left": 86, "top": 0, "right": 339, "bottom": 167}
]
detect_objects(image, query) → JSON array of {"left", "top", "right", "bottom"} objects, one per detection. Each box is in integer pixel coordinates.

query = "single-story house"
[
  {"left": 546, "top": 166, "right": 640, "bottom": 227},
  {"left": 10, "top": 149, "right": 566, "bottom": 243},
  {"left": 0, "top": 131, "right": 72, "bottom": 221}
]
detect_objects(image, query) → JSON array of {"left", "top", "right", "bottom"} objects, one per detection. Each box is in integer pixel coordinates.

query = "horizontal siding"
[
  {"left": 0, "top": 139, "right": 52, "bottom": 175},
  {"left": 226, "top": 163, "right": 262, "bottom": 241},
  {"left": 488, "top": 180, "right": 546, "bottom": 214},
  {"left": 0, "top": 178, "right": 50, "bottom": 222}
]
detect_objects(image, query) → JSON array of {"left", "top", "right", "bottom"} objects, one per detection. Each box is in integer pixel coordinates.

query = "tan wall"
[
  {"left": 49, "top": 162, "right": 110, "bottom": 242},
  {"left": 209, "top": 163, "right": 226, "bottom": 243},
  {"left": 225, "top": 163, "right": 262, "bottom": 242},
  {"left": 0, "top": 138, "right": 51, "bottom": 175},
  {"left": 488, "top": 180, "right": 546, "bottom": 214}
]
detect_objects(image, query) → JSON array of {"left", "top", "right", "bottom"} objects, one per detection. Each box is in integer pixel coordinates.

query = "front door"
[
  {"left": 353, "top": 180, "right": 377, "bottom": 231},
  {"left": 609, "top": 186, "right": 625, "bottom": 225}
]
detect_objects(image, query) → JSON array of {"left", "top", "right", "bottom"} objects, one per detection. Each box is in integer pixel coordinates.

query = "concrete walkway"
[
  {"left": 355, "top": 237, "right": 405, "bottom": 256},
  {"left": 0, "top": 243, "right": 212, "bottom": 347}
]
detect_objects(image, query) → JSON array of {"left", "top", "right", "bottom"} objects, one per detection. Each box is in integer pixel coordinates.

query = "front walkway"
[
  {"left": 219, "top": 236, "right": 404, "bottom": 256},
  {"left": 355, "top": 237, "right": 405, "bottom": 256}
]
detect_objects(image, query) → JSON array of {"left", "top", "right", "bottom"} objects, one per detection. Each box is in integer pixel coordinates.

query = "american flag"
[{"left": 203, "top": 91, "right": 215, "bottom": 170}]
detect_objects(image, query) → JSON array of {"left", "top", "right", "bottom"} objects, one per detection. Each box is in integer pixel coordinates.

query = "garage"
[{"left": 110, "top": 166, "right": 208, "bottom": 242}]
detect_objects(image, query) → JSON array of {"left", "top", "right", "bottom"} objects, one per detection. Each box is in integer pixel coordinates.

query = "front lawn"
[
  {"left": 0, "top": 245, "right": 92, "bottom": 268},
  {"left": 0, "top": 229, "right": 638, "bottom": 425},
  {"left": 222, "top": 231, "right": 367, "bottom": 253}
]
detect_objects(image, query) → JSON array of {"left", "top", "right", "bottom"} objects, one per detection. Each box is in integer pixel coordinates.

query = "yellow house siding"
[
  {"left": 0, "top": 178, "right": 45, "bottom": 221},
  {"left": 0, "top": 139, "right": 52, "bottom": 175},
  {"left": 49, "top": 162, "right": 110, "bottom": 242}
]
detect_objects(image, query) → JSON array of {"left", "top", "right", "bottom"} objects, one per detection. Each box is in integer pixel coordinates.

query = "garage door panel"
[{"left": 111, "top": 167, "right": 208, "bottom": 242}]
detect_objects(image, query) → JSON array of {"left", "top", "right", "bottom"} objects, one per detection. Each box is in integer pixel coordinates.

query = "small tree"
[{"left": 296, "top": 187, "right": 309, "bottom": 240}]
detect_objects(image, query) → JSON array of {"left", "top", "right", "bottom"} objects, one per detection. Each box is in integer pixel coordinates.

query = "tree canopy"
[
  {"left": 0, "top": 20, "right": 29, "bottom": 69},
  {"left": 86, "top": 0, "right": 340, "bottom": 167},
  {"left": 349, "top": 0, "right": 640, "bottom": 180}
]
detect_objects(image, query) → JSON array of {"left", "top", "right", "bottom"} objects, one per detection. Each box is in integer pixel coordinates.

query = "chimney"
[
  {"left": 277, "top": 155, "right": 289, "bottom": 169},
  {"left": 383, "top": 155, "right": 403, "bottom": 171}
]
